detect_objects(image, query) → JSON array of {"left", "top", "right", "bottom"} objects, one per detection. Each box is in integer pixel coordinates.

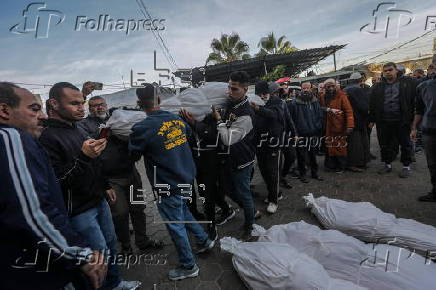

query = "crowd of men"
[{"left": 1, "top": 59, "right": 435, "bottom": 289}]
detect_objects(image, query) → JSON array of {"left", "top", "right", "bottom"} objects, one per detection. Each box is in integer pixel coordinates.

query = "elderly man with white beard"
[
  {"left": 78, "top": 95, "right": 163, "bottom": 255},
  {"left": 77, "top": 95, "right": 109, "bottom": 138}
]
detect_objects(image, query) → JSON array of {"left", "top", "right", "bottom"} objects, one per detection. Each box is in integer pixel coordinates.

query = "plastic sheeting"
[
  {"left": 252, "top": 221, "right": 436, "bottom": 290},
  {"left": 161, "top": 82, "right": 264, "bottom": 121},
  {"left": 303, "top": 193, "right": 436, "bottom": 255},
  {"left": 105, "top": 109, "right": 146, "bottom": 141},
  {"left": 220, "top": 237, "right": 367, "bottom": 290}
]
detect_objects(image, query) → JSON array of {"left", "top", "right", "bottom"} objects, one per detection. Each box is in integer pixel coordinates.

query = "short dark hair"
[
  {"left": 136, "top": 84, "right": 158, "bottom": 109},
  {"left": 414, "top": 68, "right": 425, "bottom": 75},
  {"left": 383, "top": 62, "right": 397, "bottom": 69},
  {"left": 45, "top": 99, "right": 52, "bottom": 115},
  {"left": 49, "top": 82, "right": 80, "bottom": 100},
  {"left": 0, "top": 82, "right": 21, "bottom": 108},
  {"left": 88, "top": 95, "right": 104, "bottom": 103},
  {"left": 229, "top": 71, "right": 250, "bottom": 87}
]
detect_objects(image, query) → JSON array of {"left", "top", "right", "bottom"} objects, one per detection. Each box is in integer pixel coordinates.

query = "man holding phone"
[
  {"left": 40, "top": 82, "right": 140, "bottom": 290},
  {"left": 0, "top": 82, "right": 107, "bottom": 290}
]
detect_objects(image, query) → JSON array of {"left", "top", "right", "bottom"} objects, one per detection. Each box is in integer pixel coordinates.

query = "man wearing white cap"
[{"left": 319, "top": 78, "right": 355, "bottom": 173}]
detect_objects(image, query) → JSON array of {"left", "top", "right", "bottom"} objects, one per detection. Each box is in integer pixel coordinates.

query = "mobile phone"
[
  {"left": 99, "top": 127, "right": 111, "bottom": 139},
  {"left": 93, "top": 82, "right": 103, "bottom": 90}
]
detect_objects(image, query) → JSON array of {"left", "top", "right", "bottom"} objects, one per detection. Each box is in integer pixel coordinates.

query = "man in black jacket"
[
  {"left": 79, "top": 97, "right": 162, "bottom": 255},
  {"left": 0, "top": 82, "right": 106, "bottom": 290},
  {"left": 180, "top": 108, "right": 234, "bottom": 238},
  {"left": 369, "top": 62, "right": 417, "bottom": 178},
  {"left": 411, "top": 68, "right": 436, "bottom": 201},
  {"left": 344, "top": 73, "right": 371, "bottom": 171},
  {"left": 288, "top": 82, "right": 324, "bottom": 183},
  {"left": 39, "top": 82, "right": 140, "bottom": 290},
  {"left": 251, "top": 81, "right": 285, "bottom": 214},
  {"left": 277, "top": 83, "right": 297, "bottom": 188},
  {"left": 214, "top": 71, "right": 259, "bottom": 239},
  {"left": 77, "top": 96, "right": 108, "bottom": 139}
]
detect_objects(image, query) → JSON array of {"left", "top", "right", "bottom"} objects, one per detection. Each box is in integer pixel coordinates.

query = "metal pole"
[{"left": 333, "top": 52, "right": 337, "bottom": 72}]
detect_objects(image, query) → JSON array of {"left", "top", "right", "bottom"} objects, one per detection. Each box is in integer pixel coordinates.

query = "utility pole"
[{"left": 333, "top": 52, "right": 337, "bottom": 72}]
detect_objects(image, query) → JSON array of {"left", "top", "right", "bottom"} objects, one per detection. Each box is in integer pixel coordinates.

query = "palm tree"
[
  {"left": 206, "top": 32, "right": 251, "bottom": 65},
  {"left": 256, "top": 32, "right": 298, "bottom": 56}
]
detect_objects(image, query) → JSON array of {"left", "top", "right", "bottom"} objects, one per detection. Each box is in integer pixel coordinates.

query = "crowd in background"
[{"left": 0, "top": 59, "right": 435, "bottom": 289}]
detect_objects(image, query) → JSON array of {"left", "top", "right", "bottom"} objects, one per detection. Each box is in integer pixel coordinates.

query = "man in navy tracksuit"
[
  {"left": 129, "top": 84, "right": 214, "bottom": 281},
  {"left": 251, "top": 81, "right": 285, "bottom": 214},
  {"left": 0, "top": 82, "right": 106, "bottom": 290}
]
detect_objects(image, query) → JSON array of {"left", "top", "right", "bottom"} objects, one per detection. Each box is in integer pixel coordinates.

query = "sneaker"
[
  {"left": 290, "top": 170, "right": 300, "bottom": 179},
  {"left": 138, "top": 238, "right": 164, "bottom": 252},
  {"left": 113, "top": 280, "right": 142, "bottom": 290},
  {"left": 377, "top": 165, "right": 392, "bottom": 174},
  {"left": 335, "top": 169, "right": 344, "bottom": 174},
  {"left": 168, "top": 264, "right": 199, "bottom": 281},
  {"left": 254, "top": 210, "right": 262, "bottom": 219},
  {"left": 216, "top": 208, "right": 236, "bottom": 226},
  {"left": 311, "top": 174, "right": 324, "bottom": 181},
  {"left": 266, "top": 202, "right": 278, "bottom": 214},
  {"left": 196, "top": 237, "right": 216, "bottom": 254},
  {"left": 418, "top": 192, "right": 436, "bottom": 202},
  {"left": 263, "top": 193, "right": 283, "bottom": 204},
  {"left": 347, "top": 167, "right": 364, "bottom": 173},
  {"left": 241, "top": 226, "right": 256, "bottom": 242},
  {"left": 399, "top": 167, "right": 411, "bottom": 178}
]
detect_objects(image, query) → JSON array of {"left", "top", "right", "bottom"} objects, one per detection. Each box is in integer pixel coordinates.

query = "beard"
[
  {"left": 325, "top": 89, "right": 336, "bottom": 97},
  {"left": 300, "top": 92, "right": 313, "bottom": 102},
  {"left": 95, "top": 111, "right": 108, "bottom": 120}
]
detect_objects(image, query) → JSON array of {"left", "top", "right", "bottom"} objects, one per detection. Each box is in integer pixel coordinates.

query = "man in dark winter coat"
[
  {"left": 288, "top": 82, "right": 324, "bottom": 183},
  {"left": 369, "top": 62, "right": 417, "bottom": 178}
]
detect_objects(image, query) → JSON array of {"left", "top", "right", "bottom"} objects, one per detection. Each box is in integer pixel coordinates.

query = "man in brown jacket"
[{"left": 320, "top": 79, "right": 355, "bottom": 173}]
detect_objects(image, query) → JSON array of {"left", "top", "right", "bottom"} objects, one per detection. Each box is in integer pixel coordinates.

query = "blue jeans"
[
  {"left": 70, "top": 199, "right": 121, "bottom": 290},
  {"left": 228, "top": 164, "right": 255, "bottom": 229},
  {"left": 157, "top": 194, "right": 208, "bottom": 269}
]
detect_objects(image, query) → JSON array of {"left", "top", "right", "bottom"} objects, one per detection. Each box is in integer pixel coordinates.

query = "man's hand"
[
  {"left": 80, "top": 251, "right": 107, "bottom": 289},
  {"left": 82, "top": 82, "right": 96, "bottom": 99},
  {"left": 106, "top": 189, "right": 117, "bottom": 205},
  {"left": 211, "top": 106, "right": 222, "bottom": 121},
  {"left": 368, "top": 122, "right": 375, "bottom": 129},
  {"left": 346, "top": 128, "right": 354, "bottom": 134},
  {"left": 410, "top": 128, "right": 417, "bottom": 142},
  {"left": 250, "top": 102, "right": 259, "bottom": 111},
  {"left": 82, "top": 139, "right": 107, "bottom": 158},
  {"left": 329, "top": 108, "right": 343, "bottom": 115},
  {"left": 179, "top": 109, "right": 195, "bottom": 126}
]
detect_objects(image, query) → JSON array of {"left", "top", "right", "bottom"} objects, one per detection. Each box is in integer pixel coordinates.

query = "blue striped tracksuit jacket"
[{"left": 0, "top": 124, "right": 92, "bottom": 290}]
